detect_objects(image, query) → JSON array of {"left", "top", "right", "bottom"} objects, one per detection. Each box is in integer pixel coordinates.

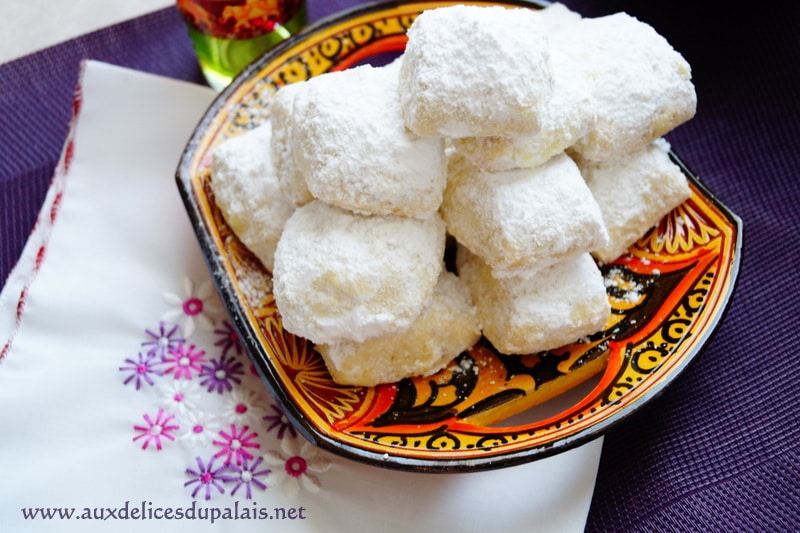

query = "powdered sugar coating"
[
  {"left": 292, "top": 62, "right": 446, "bottom": 219},
  {"left": 272, "top": 200, "right": 446, "bottom": 345},
  {"left": 536, "top": 2, "right": 583, "bottom": 30},
  {"left": 442, "top": 152, "right": 609, "bottom": 277},
  {"left": 577, "top": 138, "right": 692, "bottom": 262},
  {"left": 458, "top": 248, "right": 611, "bottom": 355},
  {"left": 270, "top": 81, "right": 314, "bottom": 207},
  {"left": 399, "top": 5, "right": 553, "bottom": 138},
  {"left": 452, "top": 45, "right": 591, "bottom": 171},
  {"left": 452, "top": 4, "right": 589, "bottom": 171},
  {"left": 210, "top": 123, "right": 294, "bottom": 272},
  {"left": 559, "top": 13, "right": 696, "bottom": 162},
  {"left": 316, "top": 271, "right": 481, "bottom": 386}
]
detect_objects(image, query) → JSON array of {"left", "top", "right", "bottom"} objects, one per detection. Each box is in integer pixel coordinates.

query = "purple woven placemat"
[
  {"left": 1, "top": 1, "right": 798, "bottom": 531},
  {"left": 573, "top": 1, "right": 800, "bottom": 531}
]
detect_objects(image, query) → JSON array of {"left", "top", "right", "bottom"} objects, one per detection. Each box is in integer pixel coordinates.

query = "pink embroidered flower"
[
  {"left": 214, "top": 320, "right": 243, "bottom": 357},
  {"left": 156, "top": 379, "right": 203, "bottom": 414},
  {"left": 262, "top": 403, "right": 298, "bottom": 440},
  {"left": 213, "top": 424, "right": 260, "bottom": 465},
  {"left": 224, "top": 456, "right": 271, "bottom": 499},
  {"left": 133, "top": 409, "right": 179, "bottom": 451},
  {"left": 162, "top": 278, "right": 222, "bottom": 337},
  {"left": 162, "top": 344, "right": 206, "bottom": 380},
  {"left": 223, "top": 387, "right": 268, "bottom": 425},
  {"left": 263, "top": 437, "right": 331, "bottom": 498},
  {"left": 142, "top": 321, "right": 184, "bottom": 358},
  {"left": 199, "top": 353, "right": 244, "bottom": 394},
  {"left": 119, "top": 351, "right": 163, "bottom": 390},
  {"left": 177, "top": 411, "right": 221, "bottom": 449},
  {"left": 184, "top": 456, "right": 227, "bottom": 500}
]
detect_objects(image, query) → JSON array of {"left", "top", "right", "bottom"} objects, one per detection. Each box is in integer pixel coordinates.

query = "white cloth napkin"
[{"left": 0, "top": 60, "right": 603, "bottom": 533}]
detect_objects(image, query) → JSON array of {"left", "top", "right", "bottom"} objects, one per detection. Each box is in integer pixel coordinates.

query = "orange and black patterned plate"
[{"left": 176, "top": 0, "right": 742, "bottom": 472}]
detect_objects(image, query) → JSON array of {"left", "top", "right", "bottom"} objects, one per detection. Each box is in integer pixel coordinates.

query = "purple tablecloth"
[{"left": 2, "top": 1, "right": 798, "bottom": 531}]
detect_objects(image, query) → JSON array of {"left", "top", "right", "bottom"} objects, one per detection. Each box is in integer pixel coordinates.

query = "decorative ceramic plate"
[{"left": 176, "top": 0, "right": 742, "bottom": 472}]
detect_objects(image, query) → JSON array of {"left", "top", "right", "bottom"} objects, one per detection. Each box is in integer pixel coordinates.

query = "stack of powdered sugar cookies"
[{"left": 209, "top": 3, "right": 696, "bottom": 386}]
